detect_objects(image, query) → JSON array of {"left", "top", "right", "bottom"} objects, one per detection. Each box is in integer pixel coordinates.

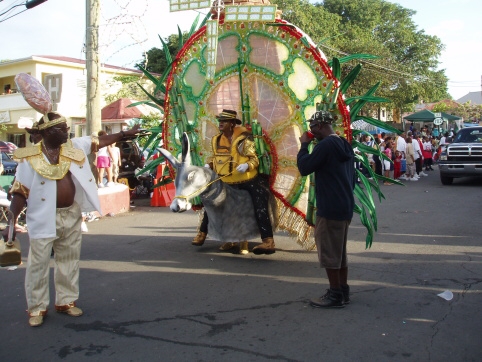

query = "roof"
[
  {"left": 456, "top": 91, "right": 482, "bottom": 105},
  {"left": 0, "top": 55, "right": 142, "bottom": 74},
  {"left": 101, "top": 98, "right": 162, "bottom": 121},
  {"left": 415, "top": 99, "right": 460, "bottom": 111},
  {"left": 404, "top": 109, "right": 461, "bottom": 122}
]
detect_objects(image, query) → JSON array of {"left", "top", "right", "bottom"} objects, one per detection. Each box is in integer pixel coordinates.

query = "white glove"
[
  {"left": 236, "top": 163, "right": 249, "bottom": 173},
  {"left": 204, "top": 164, "right": 210, "bottom": 168}
]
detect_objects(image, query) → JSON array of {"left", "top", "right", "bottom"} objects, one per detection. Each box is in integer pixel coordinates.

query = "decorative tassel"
[{"left": 275, "top": 198, "right": 315, "bottom": 250}]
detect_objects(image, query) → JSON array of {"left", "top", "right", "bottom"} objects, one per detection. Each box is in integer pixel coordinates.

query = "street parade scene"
[{"left": 0, "top": 0, "right": 481, "bottom": 360}]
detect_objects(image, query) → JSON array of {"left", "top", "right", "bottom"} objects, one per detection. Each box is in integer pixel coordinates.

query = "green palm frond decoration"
[{"left": 333, "top": 57, "right": 404, "bottom": 248}]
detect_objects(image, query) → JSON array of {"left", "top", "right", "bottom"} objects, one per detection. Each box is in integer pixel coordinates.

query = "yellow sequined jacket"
[{"left": 207, "top": 126, "right": 258, "bottom": 184}]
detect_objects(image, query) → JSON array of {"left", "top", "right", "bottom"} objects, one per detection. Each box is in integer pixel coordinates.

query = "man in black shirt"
[{"left": 297, "top": 111, "right": 355, "bottom": 308}]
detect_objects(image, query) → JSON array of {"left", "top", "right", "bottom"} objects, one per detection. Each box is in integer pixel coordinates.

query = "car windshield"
[
  {"left": 1, "top": 152, "right": 12, "bottom": 161},
  {"left": 453, "top": 129, "right": 482, "bottom": 143}
]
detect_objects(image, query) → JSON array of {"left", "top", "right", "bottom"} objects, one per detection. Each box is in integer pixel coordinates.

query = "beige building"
[{"left": 0, "top": 55, "right": 144, "bottom": 147}]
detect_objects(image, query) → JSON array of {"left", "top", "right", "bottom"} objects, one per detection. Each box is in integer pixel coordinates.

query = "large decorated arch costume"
[{"left": 139, "top": 1, "right": 401, "bottom": 250}]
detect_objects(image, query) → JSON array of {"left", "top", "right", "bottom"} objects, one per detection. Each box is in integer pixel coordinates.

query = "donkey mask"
[{"left": 158, "top": 133, "right": 277, "bottom": 242}]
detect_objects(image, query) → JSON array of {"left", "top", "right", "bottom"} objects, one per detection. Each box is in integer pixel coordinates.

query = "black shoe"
[
  {"left": 341, "top": 285, "right": 350, "bottom": 304},
  {"left": 310, "top": 289, "right": 344, "bottom": 308}
]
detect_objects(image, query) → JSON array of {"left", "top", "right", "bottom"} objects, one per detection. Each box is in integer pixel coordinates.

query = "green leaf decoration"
[
  {"left": 345, "top": 96, "right": 390, "bottom": 105},
  {"left": 354, "top": 201, "right": 374, "bottom": 248},
  {"left": 177, "top": 25, "right": 184, "bottom": 53},
  {"left": 349, "top": 82, "right": 380, "bottom": 121},
  {"left": 300, "top": 36, "right": 311, "bottom": 48},
  {"left": 356, "top": 115, "right": 402, "bottom": 135},
  {"left": 340, "top": 64, "right": 362, "bottom": 94},
  {"left": 137, "top": 83, "right": 165, "bottom": 108},
  {"left": 159, "top": 35, "right": 173, "bottom": 66},
  {"left": 329, "top": 53, "right": 380, "bottom": 66},
  {"left": 331, "top": 57, "right": 341, "bottom": 80},
  {"left": 354, "top": 172, "right": 377, "bottom": 231}
]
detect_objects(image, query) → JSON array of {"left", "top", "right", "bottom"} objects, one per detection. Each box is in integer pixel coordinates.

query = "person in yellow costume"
[{"left": 192, "top": 109, "right": 275, "bottom": 255}]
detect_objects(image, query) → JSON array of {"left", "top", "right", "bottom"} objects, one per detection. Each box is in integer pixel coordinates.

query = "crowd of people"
[{"left": 359, "top": 125, "right": 453, "bottom": 185}]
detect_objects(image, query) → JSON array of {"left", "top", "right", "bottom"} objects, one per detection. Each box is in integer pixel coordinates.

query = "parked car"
[
  {"left": 438, "top": 126, "right": 482, "bottom": 185},
  {"left": 1, "top": 152, "right": 18, "bottom": 175},
  {"left": 115, "top": 140, "right": 145, "bottom": 187}
]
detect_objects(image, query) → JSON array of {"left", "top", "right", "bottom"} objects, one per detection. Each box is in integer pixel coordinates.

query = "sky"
[{"left": 1, "top": 0, "right": 481, "bottom": 100}]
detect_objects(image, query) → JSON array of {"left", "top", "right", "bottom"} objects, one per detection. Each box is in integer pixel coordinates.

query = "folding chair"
[{"left": 0, "top": 198, "right": 9, "bottom": 222}]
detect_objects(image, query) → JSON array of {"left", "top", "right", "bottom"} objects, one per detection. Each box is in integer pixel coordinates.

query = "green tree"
[
  {"left": 104, "top": 75, "right": 149, "bottom": 104},
  {"left": 136, "top": 34, "right": 183, "bottom": 75},
  {"left": 322, "top": 0, "right": 447, "bottom": 110},
  {"left": 271, "top": 0, "right": 449, "bottom": 113}
]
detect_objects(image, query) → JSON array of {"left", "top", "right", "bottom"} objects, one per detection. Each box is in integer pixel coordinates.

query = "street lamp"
[{"left": 26, "top": 0, "right": 48, "bottom": 9}]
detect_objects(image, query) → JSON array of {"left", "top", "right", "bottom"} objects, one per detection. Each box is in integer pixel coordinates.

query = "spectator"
[
  {"left": 405, "top": 136, "right": 417, "bottom": 181},
  {"left": 96, "top": 130, "right": 114, "bottom": 187},
  {"left": 110, "top": 143, "right": 121, "bottom": 183},
  {"left": 383, "top": 141, "right": 393, "bottom": 185},
  {"left": 422, "top": 136, "right": 434, "bottom": 171},
  {"left": 395, "top": 132, "right": 407, "bottom": 180},
  {"left": 373, "top": 137, "right": 383, "bottom": 176}
]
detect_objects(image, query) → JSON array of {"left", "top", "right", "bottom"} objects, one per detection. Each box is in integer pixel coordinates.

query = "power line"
[
  {"left": 0, "top": 0, "right": 47, "bottom": 23},
  {"left": 318, "top": 43, "right": 433, "bottom": 81}
]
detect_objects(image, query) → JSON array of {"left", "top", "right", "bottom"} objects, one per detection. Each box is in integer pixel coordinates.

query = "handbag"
[{"left": 0, "top": 211, "right": 22, "bottom": 267}]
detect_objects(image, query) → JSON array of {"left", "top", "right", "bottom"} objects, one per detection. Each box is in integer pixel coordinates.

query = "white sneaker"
[
  {"left": 106, "top": 182, "right": 115, "bottom": 187},
  {"left": 399, "top": 175, "right": 408, "bottom": 180},
  {"left": 98, "top": 183, "right": 105, "bottom": 188},
  {"left": 410, "top": 177, "right": 418, "bottom": 181},
  {"left": 81, "top": 221, "right": 88, "bottom": 233},
  {"left": 413, "top": 175, "right": 420, "bottom": 179},
  {"left": 420, "top": 172, "right": 428, "bottom": 176}
]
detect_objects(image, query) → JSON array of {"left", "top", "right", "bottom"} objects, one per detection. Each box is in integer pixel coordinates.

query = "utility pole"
[{"left": 85, "top": 0, "right": 101, "bottom": 136}]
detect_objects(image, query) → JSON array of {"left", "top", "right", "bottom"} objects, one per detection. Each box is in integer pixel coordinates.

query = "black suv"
[
  {"left": 115, "top": 140, "right": 145, "bottom": 187},
  {"left": 1, "top": 152, "right": 18, "bottom": 175},
  {"left": 438, "top": 126, "right": 482, "bottom": 185}
]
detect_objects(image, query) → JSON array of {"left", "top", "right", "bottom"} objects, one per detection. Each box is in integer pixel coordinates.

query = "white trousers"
[{"left": 25, "top": 202, "right": 82, "bottom": 314}]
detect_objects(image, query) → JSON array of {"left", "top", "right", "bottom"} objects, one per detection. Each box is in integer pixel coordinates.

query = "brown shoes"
[
  {"left": 192, "top": 231, "right": 207, "bottom": 246},
  {"left": 219, "top": 241, "right": 249, "bottom": 254},
  {"left": 252, "top": 237, "right": 276, "bottom": 255},
  {"left": 219, "top": 242, "right": 237, "bottom": 251},
  {"left": 28, "top": 302, "right": 82, "bottom": 326},
  {"left": 28, "top": 310, "right": 47, "bottom": 327},
  {"left": 55, "top": 302, "right": 83, "bottom": 317}
]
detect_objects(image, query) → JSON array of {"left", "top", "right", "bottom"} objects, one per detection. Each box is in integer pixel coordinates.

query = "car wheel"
[{"left": 440, "top": 174, "right": 453, "bottom": 185}]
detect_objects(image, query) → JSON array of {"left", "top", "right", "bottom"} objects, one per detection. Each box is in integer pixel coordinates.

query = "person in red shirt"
[{"left": 422, "top": 136, "right": 434, "bottom": 171}]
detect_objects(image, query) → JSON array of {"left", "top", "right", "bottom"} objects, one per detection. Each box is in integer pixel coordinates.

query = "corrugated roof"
[{"left": 456, "top": 91, "right": 482, "bottom": 105}]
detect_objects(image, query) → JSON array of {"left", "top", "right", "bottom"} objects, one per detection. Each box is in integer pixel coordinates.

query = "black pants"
[
  {"left": 373, "top": 155, "right": 382, "bottom": 176},
  {"left": 415, "top": 158, "right": 423, "bottom": 175},
  {"left": 423, "top": 158, "right": 433, "bottom": 169},
  {"left": 199, "top": 176, "right": 273, "bottom": 239}
]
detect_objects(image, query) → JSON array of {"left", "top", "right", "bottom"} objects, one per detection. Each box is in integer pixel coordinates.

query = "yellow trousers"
[{"left": 25, "top": 202, "right": 82, "bottom": 314}]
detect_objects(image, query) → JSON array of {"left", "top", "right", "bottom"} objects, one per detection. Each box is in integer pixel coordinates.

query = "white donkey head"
[{"left": 158, "top": 133, "right": 213, "bottom": 212}]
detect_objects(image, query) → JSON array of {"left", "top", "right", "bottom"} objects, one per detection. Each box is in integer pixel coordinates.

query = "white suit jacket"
[{"left": 14, "top": 137, "right": 101, "bottom": 239}]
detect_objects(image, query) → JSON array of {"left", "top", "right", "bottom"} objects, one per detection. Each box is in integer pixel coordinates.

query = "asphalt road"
[{"left": 1, "top": 166, "right": 481, "bottom": 361}]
